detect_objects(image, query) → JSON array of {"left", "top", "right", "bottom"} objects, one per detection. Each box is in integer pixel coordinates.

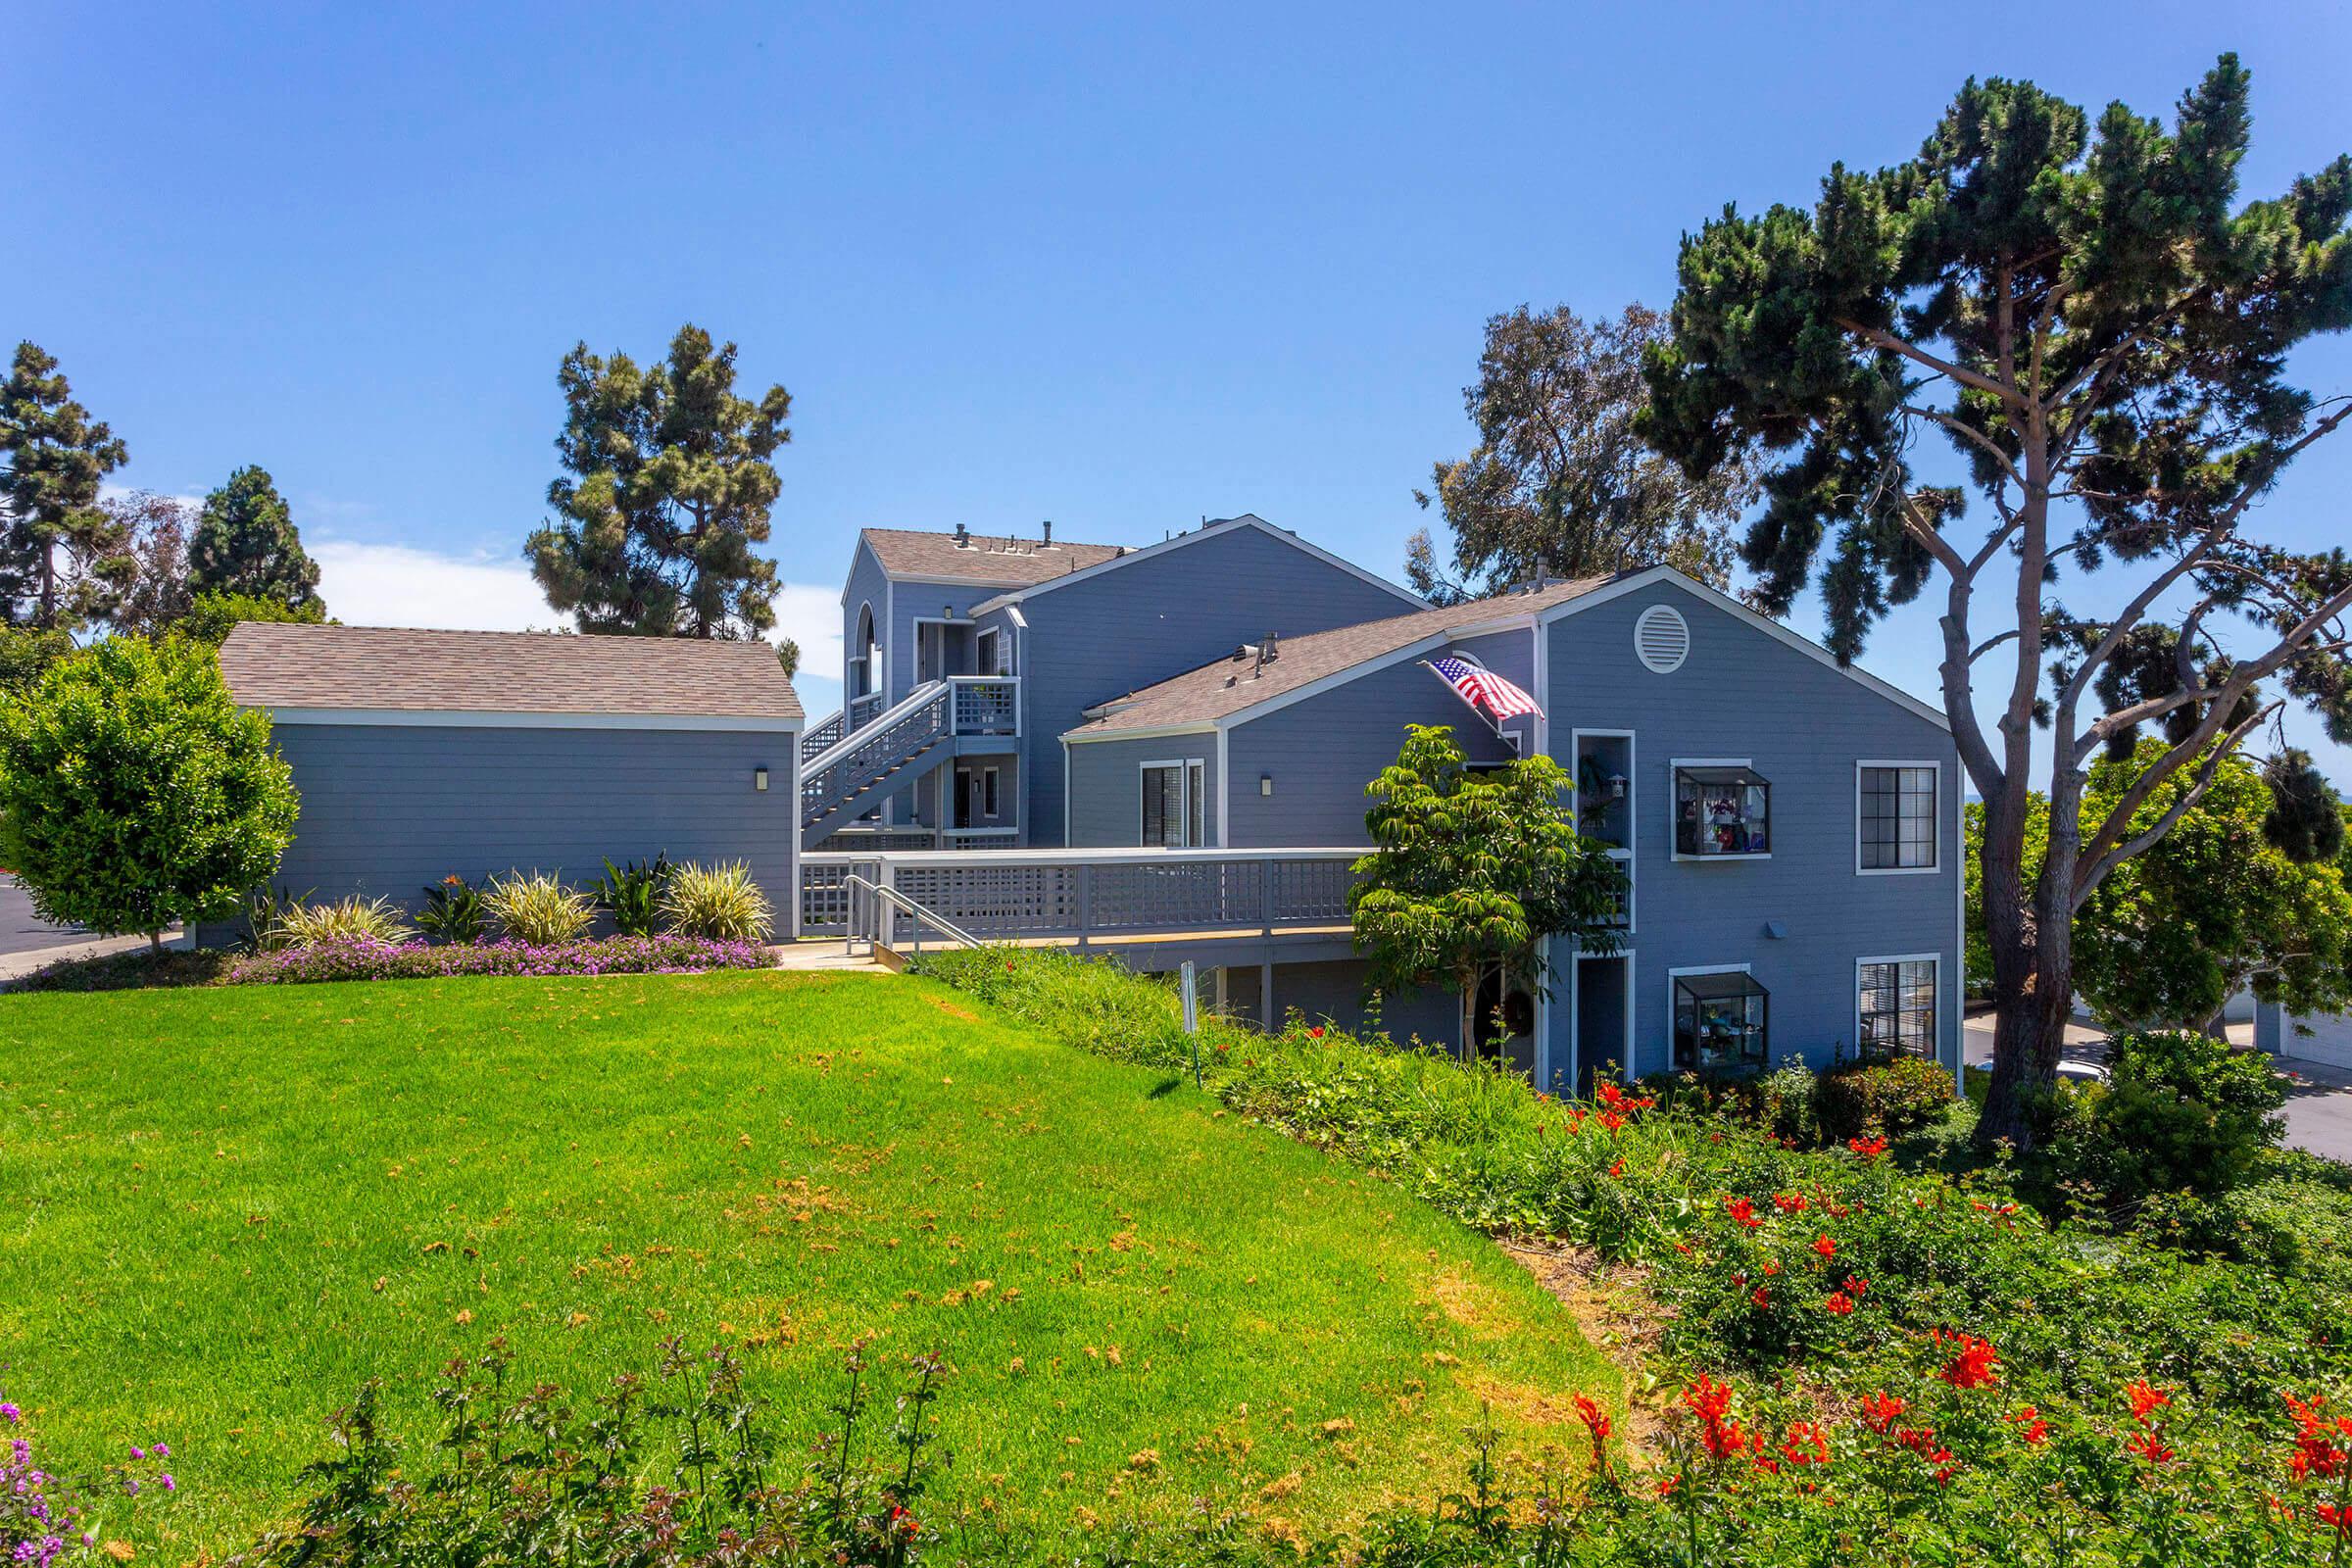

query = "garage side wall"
[{"left": 212, "top": 720, "right": 800, "bottom": 941}]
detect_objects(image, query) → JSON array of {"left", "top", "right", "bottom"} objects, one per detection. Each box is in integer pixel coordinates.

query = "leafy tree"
[
  {"left": 188, "top": 466, "right": 324, "bottom": 613},
  {"left": 1408, "top": 303, "right": 1758, "bottom": 605},
  {"left": 2263, "top": 748, "right": 2347, "bottom": 863},
  {"left": 526, "top": 324, "right": 792, "bottom": 640},
  {"left": 105, "top": 488, "right": 198, "bottom": 637},
  {"left": 0, "top": 341, "right": 131, "bottom": 629},
  {"left": 1965, "top": 742, "right": 2352, "bottom": 1032},
  {"left": 174, "top": 589, "right": 329, "bottom": 648},
  {"left": 1349, "top": 724, "right": 1625, "bottom": 1059},
  {"left": 0, "top": 626, "right": 74, "bottom": 695},
  {"left": 776, "top": 637, "right": 801, "bottom": 679},
  {"left": 0, "top": 636, "right": 297, "bottom": 952},
  {"left": 1641, "top": 57, "right": 2352, "bottom": 1149}
]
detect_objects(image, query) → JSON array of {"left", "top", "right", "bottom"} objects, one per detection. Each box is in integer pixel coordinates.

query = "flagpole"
[{"left": 1418, "top": 659, "right": 1518, "bottom": 750}]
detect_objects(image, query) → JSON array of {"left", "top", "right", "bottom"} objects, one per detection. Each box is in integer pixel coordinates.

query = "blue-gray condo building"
[{"left": 222, "top": 511, "right": 1962, "bottom": 1094}]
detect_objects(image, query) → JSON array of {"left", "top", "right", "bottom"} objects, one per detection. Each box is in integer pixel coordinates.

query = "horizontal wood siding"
[
  {"left": 1542, "top": 580, "right": 1961, "bottom": 1079},
  {"left": 1221, "top": 655, "right": 1516, "bottom": 847},
  {"left": 253, "top": 723, "right": 799, "bottom": 929},
  {"left": 1065, "top": 735, "right": 1218, "bottom": 848},
  {"left": 1021, "top": 523, "right": 1418, "bottom": 845}
]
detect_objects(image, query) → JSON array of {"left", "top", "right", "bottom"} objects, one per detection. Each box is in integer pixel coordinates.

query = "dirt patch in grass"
[
  {"left": 928, "top": 995, "right": 981, "bottom": 1022},
  {"left": 1498, "top": 1240, "right": 1671, "bottom": 1459}
]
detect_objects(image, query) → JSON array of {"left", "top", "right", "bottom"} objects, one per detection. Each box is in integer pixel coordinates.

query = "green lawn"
[{"left": 0, "top": 970, "right": 1613, "bottom": 1555}]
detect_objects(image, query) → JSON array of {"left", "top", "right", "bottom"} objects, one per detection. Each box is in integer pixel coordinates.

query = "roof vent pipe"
[
  {"left": 955, "top": 522, "right": 969, "bottom": 548},
  {"left": 1042, "top": 519, "right": 1054, "bottom": 545}
]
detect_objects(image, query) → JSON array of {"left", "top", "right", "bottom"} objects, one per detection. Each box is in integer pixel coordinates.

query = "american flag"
[{"left": 1428, "top": 654, "right": 1544, "bottom": 722}]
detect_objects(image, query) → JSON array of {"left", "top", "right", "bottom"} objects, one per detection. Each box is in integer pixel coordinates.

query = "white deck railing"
[{"left": 800, "top": 846, "right": 1367, "bottom": 947}]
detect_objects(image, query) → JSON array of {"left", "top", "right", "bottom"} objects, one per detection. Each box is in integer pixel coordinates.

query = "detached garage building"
[{"left": 216, "top": 623, "right": 803, "bottom": 939}]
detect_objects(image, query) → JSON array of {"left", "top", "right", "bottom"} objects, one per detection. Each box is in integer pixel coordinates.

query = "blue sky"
[{"left": 8, "top": 2, "right": 2349, "bottom": 779}]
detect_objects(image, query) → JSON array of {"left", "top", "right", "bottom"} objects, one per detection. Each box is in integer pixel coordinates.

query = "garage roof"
[{"left": 219, "top": 623, "right": 804, "bottom": 723}]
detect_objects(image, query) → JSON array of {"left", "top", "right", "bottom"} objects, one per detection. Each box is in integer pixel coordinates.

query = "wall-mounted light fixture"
[
  {"left": 1260, "top": 774, "right": 1274, "bottom": 796},
  {"left": 754, "top": 767, "right": 770, "bottom": 793}
]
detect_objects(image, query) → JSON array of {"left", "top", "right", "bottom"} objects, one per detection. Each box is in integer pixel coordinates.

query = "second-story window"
[
  {"left": 1674, "top": 764, "right": 1771, "bottom": 858},
  {"left": 1859, "top": 763, "right": 1937, "bottom": 871},
  {"left": 1143, "top": 760, "right": 1206, "bottom": 847},
  {"left": 977, "top": 626, "right": 1005, "bottom": 675}
]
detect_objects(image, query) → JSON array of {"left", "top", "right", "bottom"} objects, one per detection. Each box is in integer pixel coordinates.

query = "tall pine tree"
[
  {"left": 187, "top": 466, "right": 324, "bottom": 614},
  {"left": 0, "top": 342, "right": 131, "bottom": 629},
  {"left": 526, "top": 324, "right": 791, "bottom": 640},
  {"left": 1640, "top": 57, "right": 2352, "bottom": 1149}
]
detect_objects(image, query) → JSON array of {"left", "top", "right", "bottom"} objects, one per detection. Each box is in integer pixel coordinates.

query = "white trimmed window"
[
  {"left": 1857, "top": 956, "right": 1936, "bottom": 1060},
  {"left": 1142, "top": 760, "right": 1206, "bottom": 847},
  {"left": 1858, "top": 763, "right": 1937, "bottom": 871}
]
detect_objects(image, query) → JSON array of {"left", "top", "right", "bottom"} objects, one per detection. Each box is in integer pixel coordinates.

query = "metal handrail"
[{"left": 843, "top": 873, "right": 986, "bottom": 956}]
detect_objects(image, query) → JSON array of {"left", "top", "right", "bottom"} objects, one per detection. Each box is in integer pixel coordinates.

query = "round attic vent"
[{"left": 1634, "top": 604, "right": 1690, "bottom": 673}]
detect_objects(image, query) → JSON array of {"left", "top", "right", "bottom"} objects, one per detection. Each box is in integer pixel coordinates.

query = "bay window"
[
  {"left": 1673, "top": 968, "right": 1769, "bottom": 1073},
  {"left": 1674, "top": 764, "right": 1771, "bottom": 858}
]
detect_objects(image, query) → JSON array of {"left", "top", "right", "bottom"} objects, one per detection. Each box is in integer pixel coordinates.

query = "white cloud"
[
  {"left": 309, "top": 539, "right": 845, "bottom": 712},
  {"left": 312, "top": 540, "right": 568, "bottom": 633}
]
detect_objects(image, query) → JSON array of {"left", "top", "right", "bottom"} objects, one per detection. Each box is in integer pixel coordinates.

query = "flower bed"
[
  {"left": 916, "top": 947, "right": 2352, "bottom": 1563},
  {"left": 225, "top": 933, "right": 772, "bottom": 985}
]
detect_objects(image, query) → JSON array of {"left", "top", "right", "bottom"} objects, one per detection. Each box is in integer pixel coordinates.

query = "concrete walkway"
[{"left": 769, "top": 939, "right": 885, "bottom": 973}]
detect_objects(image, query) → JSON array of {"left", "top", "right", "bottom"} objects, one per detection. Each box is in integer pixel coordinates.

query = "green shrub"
[
  {"left": 1641, "top": 1062, "right": 1821, "bottom": 1146},
  {"left": 0, "top": 636, "right": 297, "bottom": 948},
  {"left": 414, "top": 874, "right": 485, "bottom": 945},
  {"left": 1815, "top": 1054, "right": 1953, "bottom": 1140},
  {"left": 268, "top": 894, "right": 414, "bottom": 947},
  {"left": 481, "top": 871, "right": 595, "bottom": 945},
  {"left": 591, "top": 855, "right": 670, "bottom": 938},
  {"left": 2048, "top": 1028, "right": 2287, "bottom": 1204},
  {"left": 659, "top": 859, "right": 773, "bottom": 942}
]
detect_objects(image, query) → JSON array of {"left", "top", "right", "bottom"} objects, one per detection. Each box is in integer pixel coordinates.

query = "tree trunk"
[
  {"left": 1973, "top": 783, "right": 2076, "bottom": 1152},
  {"left": 147, "top": 929, "right": 164, "bottom": 956}
]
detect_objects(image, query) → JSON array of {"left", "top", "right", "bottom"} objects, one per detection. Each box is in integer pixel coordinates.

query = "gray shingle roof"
[
  {"left": 219, "top": 623, "right": 804, "bottom": 722},
  {"left": 861, "top": 527, "right": 1127, "bottom": 585},
  {"left": 1064, "top": 576, "right": 1610, "bottom": 734}
]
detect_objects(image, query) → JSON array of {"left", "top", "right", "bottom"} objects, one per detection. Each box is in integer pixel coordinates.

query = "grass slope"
[{"left": 0, "top": 971, "right": 1612, "bottom": 1554}]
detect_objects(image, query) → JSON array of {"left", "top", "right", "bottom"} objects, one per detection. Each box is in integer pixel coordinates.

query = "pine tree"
[
  {"left": 1641, "top": 56, "right": 2352, "bottom": 1149},
  {"left": 0, "top": 341, "right": 131, "bottom": 629},
  {"left": 525, "top": 324, "right": 791, "bottom": 640},
  {"left": 188, "top": 466, "right": 324, "bottom": 613}
]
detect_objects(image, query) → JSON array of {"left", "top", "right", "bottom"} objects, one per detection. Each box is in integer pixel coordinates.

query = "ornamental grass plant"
[
  {"left": 482, "top": 871, "right": 597, "bottom": 945},
  {"left": 658, "top": 860, "right": 773, "bottom": 943}
]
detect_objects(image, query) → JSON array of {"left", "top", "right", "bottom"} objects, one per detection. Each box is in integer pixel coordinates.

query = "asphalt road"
[
  {"left": 1962, "top": 1010, "right": 2352, "bottom": 1164},
  {"left": 0, "top": 878, "right": 87, "bottom": 956}
]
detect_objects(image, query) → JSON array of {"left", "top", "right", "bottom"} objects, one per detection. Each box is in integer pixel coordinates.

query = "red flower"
[
  {"left": 2011, "top": 1406, "right": 2048, "bottom": 1445},
  {"left": 1781, "top": 1421, "right": 1831, "bottom": 1467},
  {"left": 1684, "top": 1375, "right": 1734, "bottom": 1426},
  {"left": 1772, "top": 1191, "right": 1808, "bottom": 1213},
  {"left": 1572, "top": 1393, "right": 1612, "bottom": 1468},
  {"left": 1811, "top": 1234, "right": 1838, "bottom": 1260},
  {"left": 2286, "top": 1393, "right": 2352, "bottom": 1481},
  {"left": 1608, "top": 1158, "right": 1627, "bottom": 1178},
  {"left": 1933, "top": 1329, "right": 2001, "bottom": 1391},
  {"left": 1842, "top": 1275, "right": 1870, "bottom": 1297},
  {"left": 1750, "top": 1287, "right": 1771, "bottom": 1309},
  {"left": 1860, "top": 1391, "right": 1906, "bottom": 1434},
  {"left": 1599, "top": 1108, "right": 1627, "bottom": 1134},
  {"left": 1847, "top": 1134, "right": 1888, "bottom": 1158},
  {"left": 1655, "top": 1474, "right": 1680, "bottom": 1499},
  {"left": 1724, "top": 1197, "right": 1761, "bottom": 1230},
  {"left": 2126, "top": 1380, "right": 2170, "bottom": 1426},
  {"left": 1761, "top": 1259, "right": 1781, "bottom": 1277},
  {"left": 1822, "top": 1291, "right": 1855, "bottom": 1316},
  {"left": 2126, "top": 1430, "right": 2176, "bottom": 1466},
  {"left": 1307, "top": 1025, "right": 1324, "bottom": 1039}
]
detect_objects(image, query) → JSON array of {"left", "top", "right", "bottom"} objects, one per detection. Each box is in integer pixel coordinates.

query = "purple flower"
[
  {"left": 0, "top": 1404, "right": 17, "bottom": 1423},
  {"left": 152, "top": 1443, "right": 169, "bottom": 1458},
  {"left": 158, "top": 1475, "right": 173, "bottom": 1492}
]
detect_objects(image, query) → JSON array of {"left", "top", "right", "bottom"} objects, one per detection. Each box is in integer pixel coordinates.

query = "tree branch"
[
  {"left": 2074, "top": 704, "right": 2275, "bottom": 906},
  {"left": 1835, "top": 318, "right": 2027, "bottom": 408}
]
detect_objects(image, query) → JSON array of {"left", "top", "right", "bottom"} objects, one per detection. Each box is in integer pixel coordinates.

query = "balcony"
[{"left": 800, "top": 845, "right": 1364, "bottom": 954}]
